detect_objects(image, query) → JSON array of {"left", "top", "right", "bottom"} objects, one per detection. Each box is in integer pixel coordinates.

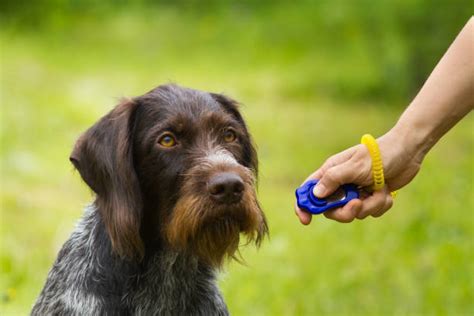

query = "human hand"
[{"left": 295, "top": 130, "right": 423, "bottom": 224}]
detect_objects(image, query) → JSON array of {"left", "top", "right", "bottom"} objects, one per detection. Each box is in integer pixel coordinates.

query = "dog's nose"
[{"left": 208, "top": 172, "right": 244, "bottom": 204}]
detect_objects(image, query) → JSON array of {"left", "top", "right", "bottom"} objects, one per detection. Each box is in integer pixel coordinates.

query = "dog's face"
[{"left": 70, "top": 84, "right": 267, "bottom": 267}]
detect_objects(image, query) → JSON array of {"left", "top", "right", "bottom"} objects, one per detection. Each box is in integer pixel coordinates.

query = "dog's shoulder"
[{"left": 32, "top": 206, "right": 132, "bottom": 315}]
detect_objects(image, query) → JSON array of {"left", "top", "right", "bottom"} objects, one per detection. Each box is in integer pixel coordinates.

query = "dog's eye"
[
  {"left": 223, "top": 129, "right": 237, "bottom": 143},
  {"left": 158, "top": 133, "right": 177, "bottom": 148}
]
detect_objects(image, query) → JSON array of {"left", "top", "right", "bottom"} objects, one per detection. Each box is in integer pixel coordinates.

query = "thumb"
[{"left": 313, "top": 161, "right": 359, "bottom": 198}]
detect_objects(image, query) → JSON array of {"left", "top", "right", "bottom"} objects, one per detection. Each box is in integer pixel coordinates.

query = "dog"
[{"left": 32, "top": 84, "right": 268, "bottom": 315}]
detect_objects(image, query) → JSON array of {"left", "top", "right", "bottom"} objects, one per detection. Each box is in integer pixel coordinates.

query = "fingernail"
[{"left": 313, "top": 184, "right": 326, "bottom": 197}]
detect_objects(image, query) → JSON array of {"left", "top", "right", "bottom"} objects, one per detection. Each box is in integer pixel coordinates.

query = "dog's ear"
[
  {"left": 70, "top": 99, "right": 144, "bottom": 260},
  {"left": 210, "top": 93, "right": 258, "bottom": 175}
]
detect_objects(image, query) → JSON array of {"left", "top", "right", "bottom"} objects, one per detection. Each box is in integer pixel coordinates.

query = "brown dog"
[{"left": 32, "top": 84, "right": 268, "bottom": 315}]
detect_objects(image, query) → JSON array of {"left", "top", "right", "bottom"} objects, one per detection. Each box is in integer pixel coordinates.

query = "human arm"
[{"left": 296, "top": 17, "right": 473, "bottom": 224}]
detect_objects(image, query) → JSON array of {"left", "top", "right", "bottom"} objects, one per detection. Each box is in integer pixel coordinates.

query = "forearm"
[{"left": 392, "top": 17, "right": 473, "bottom": 160}]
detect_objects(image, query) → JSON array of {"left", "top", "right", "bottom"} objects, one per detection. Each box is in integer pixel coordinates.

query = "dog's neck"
[{"left": 90, "top": 205, "right": 228, "bottom": 314}]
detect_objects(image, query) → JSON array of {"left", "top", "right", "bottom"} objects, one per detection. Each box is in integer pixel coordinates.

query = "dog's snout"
[{"left": 208, "top": 172, "right": 244, "bottom": 204}]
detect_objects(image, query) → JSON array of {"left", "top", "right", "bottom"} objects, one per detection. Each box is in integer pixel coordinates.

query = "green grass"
[{"left": 1, "top": 6, "right": 473, "bottom": 315}]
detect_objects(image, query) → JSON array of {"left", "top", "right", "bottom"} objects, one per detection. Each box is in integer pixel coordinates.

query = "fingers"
[
  {"left": 322, "top": 187, "right": 394, "bottom": 223},
  {"left": 371, "top": 194, "right": 393, "bottom": 218},
  {"left": 295, "top": 192, "right": 393, "bottom": 224},
  {"left": 310, "top": 145, "right": 372, "bottom": 199},
  {"left": 313, "top": 161, "right": 359, "bottom": 198},
  {"left": 294, "top": 203, "right": 312, "bottom": 225},
  {"left": 355, "top": 188, "right": 392, "bottom": 219},
  {"left": 323, "top": 198, "right": 363, "bottom": 223}
]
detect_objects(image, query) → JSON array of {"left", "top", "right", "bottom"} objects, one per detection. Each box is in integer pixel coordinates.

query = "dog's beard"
[{"left": 164, "top": 167, "right": 267, "bottom": 268}]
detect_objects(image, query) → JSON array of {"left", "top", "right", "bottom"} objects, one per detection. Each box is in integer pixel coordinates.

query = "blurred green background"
[{"left": 1, "top": 1, "right": 473, "bottom": 315}]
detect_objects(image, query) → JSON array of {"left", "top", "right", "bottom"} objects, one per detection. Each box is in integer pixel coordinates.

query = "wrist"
[
  {"left": 392, "top": 107, "right": 437, "bottom": 159},
  {"left": 377, "top": 126, "right": 426, "bottom": 181}
]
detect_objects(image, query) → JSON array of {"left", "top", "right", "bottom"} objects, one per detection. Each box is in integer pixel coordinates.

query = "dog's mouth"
[
  {"left": 163, "top": 165, "right": 267, "bottom": 267},
  {"left": 202, "top": 201, "right": 256, "bottom": 232}
]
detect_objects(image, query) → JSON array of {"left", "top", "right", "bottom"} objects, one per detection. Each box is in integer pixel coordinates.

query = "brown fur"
[
  {"left": 165, "top": 163, "right": 266, "bottom": 267},
  {"left": 70, "top": 99, "right": 145, "bottom": 260}
]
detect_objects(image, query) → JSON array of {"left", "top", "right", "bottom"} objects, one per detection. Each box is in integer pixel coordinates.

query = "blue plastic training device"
[{"left": 295, "top": 179, "right": 359, "bottom": 214}]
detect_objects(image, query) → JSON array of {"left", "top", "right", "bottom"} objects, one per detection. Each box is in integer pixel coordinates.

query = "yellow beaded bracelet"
[{"left": 360, "top": 134, "right": 397, "bottom": 198}]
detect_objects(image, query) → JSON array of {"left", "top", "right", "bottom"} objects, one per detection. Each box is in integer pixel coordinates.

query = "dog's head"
[{"left": 70, "top": 84, "right": 268, "bottom": 267}]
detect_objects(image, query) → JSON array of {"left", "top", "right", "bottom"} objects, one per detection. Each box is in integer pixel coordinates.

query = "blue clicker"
[{"left": 295, "top": 179, "right": 359, "bottom": 214}]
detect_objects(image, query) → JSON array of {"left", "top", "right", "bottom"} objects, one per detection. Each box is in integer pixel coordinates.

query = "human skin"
[{"left": 296, "top": 17, "right": 473, "bottom": 224}]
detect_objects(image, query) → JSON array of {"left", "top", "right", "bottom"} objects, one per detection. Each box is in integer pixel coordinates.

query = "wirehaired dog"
[{"left": 32, "top": 84, "right": 268, "bottom": 315}]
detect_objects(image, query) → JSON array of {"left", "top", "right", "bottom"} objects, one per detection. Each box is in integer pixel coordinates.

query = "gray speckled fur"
[{"left": 31, "top": 206, "right": 229, "bottom": 316}]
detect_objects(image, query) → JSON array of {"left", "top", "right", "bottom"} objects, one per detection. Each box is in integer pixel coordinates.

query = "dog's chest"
[
  {"left": 127, "top": 253, "right": 229, "bottom": 315},
  {"left": 33, "top": 209, "right": 229, "bottom": 316}
]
